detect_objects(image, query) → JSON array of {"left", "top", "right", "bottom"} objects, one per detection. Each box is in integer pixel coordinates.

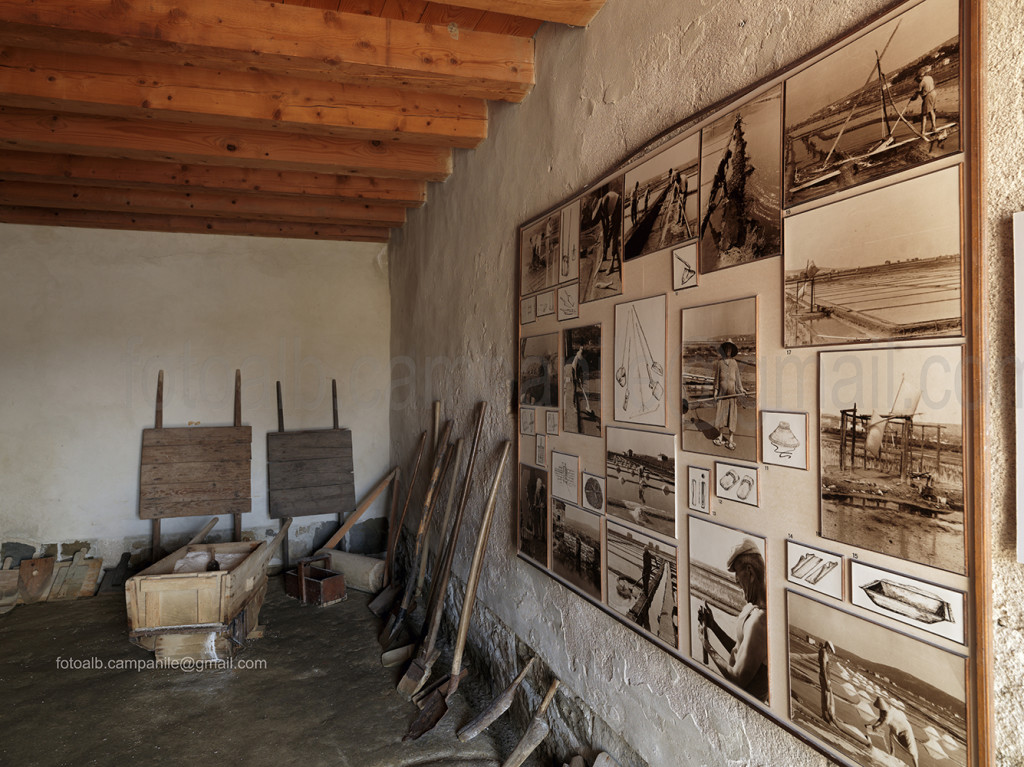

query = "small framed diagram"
[
  {"left": 537, "top": 290, "right": 556, "bottom": 317},
  {"left": 687, "top": 465, "right": 710, "bottom": 514},
  {"left": 551, "top": 450, "right": 580, "bottom": 504},
  {"left": 559, "top": 200, "right": 581, "bottom": 284},
  {"left": 520, "top": 407, "right": 536, "bottom": 436},
  {"left": 672, "top": 242, "right": 698, "bottom": 291},
  {"left": 581, "top": 471, "right": 606, "bottom": 514},
  {"left": 715, "top": 461, "right": 758, "bottom": 507},
  {"left": 535, "top": 434, "right": 547, "bottom": 468},
  {"left": 761, "top": 411, "right": 808, "bottom": 469},
  {"left": 557, "top": 282, "right": 580, "bottom": 321},
  {"left": 521, "top": 295, "right": 536, "bottom": 324},
  {"left": 850, "top": 560, "right": 966, "bottom": 644},
  {"left": 545, "top": 410, "right": 559, "bottom": 435},
  {"left": 614, "top": 294, "right": 667, "bottom": 427},
  {"left": 786, "top": 540, "right": 843, "bottom": 601}
]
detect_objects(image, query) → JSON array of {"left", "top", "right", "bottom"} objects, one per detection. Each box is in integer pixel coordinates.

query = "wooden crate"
[{"left": 125, "top": 539, "right": 271, "bottom": 661}]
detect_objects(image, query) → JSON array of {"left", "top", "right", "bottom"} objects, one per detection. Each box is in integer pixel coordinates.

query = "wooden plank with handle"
[
  {"left": 17, "top": 557, "right": 55, "bottom": 604},
  {"left": 457, "top": 656, "right": 537, "bottom": 741},
  {"left": 500, "top": 678, "right": 560, "bottom": 767},
  {"left": 402, "top": 440, "right": 511, "bottom": 740}
]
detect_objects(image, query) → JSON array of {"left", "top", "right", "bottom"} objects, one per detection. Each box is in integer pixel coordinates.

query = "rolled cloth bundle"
[{"left": 313, "top": 550, "right": 385, "bottom": 593}]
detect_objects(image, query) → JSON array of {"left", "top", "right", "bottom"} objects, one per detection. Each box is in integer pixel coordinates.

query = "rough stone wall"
[{"left": 390, "top": 0, "right": 1021, "bottom": 764}]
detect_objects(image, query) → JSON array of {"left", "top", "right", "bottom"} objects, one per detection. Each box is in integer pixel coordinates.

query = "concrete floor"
[{"left": 0, "top": 578, "right": 512, "bottom": 767}]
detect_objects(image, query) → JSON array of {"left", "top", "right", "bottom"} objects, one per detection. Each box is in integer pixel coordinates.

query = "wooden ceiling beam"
[
  {"left": 0, "top": 180, "right": 408, "bottom": 227},
  {"left": 0, "top": 46, "right": 488, "bottom": 148},
  {"left": 0, "top": 205, "right": 392, "bottom": 242},
  {"left": 0, "top": 107, "right": 453, "bottom": 180},
  {"left": 407, "top": 0, "right": 602, "bottom": 26},
  {"left": 0, "top": 150, "right": 426, "bottom": 206},
  {"left": 0, "top": 0, "right": 535, "bottom": 102}
]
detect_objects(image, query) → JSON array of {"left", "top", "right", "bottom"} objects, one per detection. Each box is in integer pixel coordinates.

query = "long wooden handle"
[
  {"left": 258, "top": 516, "right": 292, "bottom": 569},
  {"left": 450, "top": 440, "right": 511, "bottom": 679},
  {"left": 187, "top": 517, "right": 219, "bottom": 546},
  {"left": 535, "top": 678, "right": 560, "bottom": 718},
  {"left": 392, "top": 432, "right": 427, "bottom": 571},
  {"left": 457, "top": 656, "right": 537, "bottom": 742},
  {"left": 322, "top": 467, "right": 399, "bottom": 550}
]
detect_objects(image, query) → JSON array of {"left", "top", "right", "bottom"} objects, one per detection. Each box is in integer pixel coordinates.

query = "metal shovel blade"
[
  {"left": 368, "top": 583, "right": 399, "bottom": 616},
  {"left": 401, "top": 668, "right": 467, "bottom": 741},
  {"left": 396, "top": 647, "right": 441, "bottom": 699}
]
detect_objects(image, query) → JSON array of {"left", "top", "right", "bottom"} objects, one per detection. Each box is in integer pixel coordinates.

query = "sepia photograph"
[
  {"left": 579, "top": 176, "right": 624, "bottom": 303},
  {"left": 557, "top": 282, "right": 580, "bottom": 321},
  {"left": 615, "top": 294, "right": 667, "bottom": 426},
  {"left": 787, "top": 590, "right": 967, "bottom": 767},
  {"left": 521, "top": 295, "right": 536, "bottom": 325},
  {"left": 715, "top": 461, "right": 759, "bottom": 507},
  {"left": 784, "top": 0, "right": 961, "bottom": 207},
  {"left": 787, "top": 540, "right": 844, "bottom": 601},
  {"left": 582, "top": 471, "right": 606, "bottom": 515},
  {"left": 563, "top": 324, "right": 602, "bottom": 437},
  {"left": 520, "top": 210, "right": 562, "bottom": 296},
  {"left": 520, "top": 407, "right": 536, "bottom": 436},
  {"left": 535, "top": 434, "right": 546, "bottom": 468},
  {"left": 688, "top": 516, "right": 769, "bottom": 704},
  {"left": 559, "top": 200, "right": 581, "bottom": 284},
  {"left": 623, "top": 133, "right": 700, "bottom": 262},
  {"left": 519, "top": 463, "right": 549, "bottom": 567},
  {"left": 520, "top": 333, "right": 559, "bottom": 409},
  {"left": 681, "top": 297, "right": 758, "bottom": 461},
  {"left": 784, "top": 166, "right": 962, "bottom": 348},
  {"left": 687, "top": 465, "right": 711, "bottom": 513},
  {"left": 673, "top": 243, "right": 699, "bottom": 291},
  {"left": 819, "top": 345, "right": 965, "bottom": 573},
  {"left": 551, "top": 450, "right": 580, "bottom": 504},
  {"left": 850, "top": 560, "right": 965, "bottom": 644},
  {"left": 546, "top": 410, "right": 559, "bottom": 436},
  {"left": 552, "top": 499, "right": 603, "bottom": 601},
  {"left": 762, "top": 410, "right": 809, "bottom": 470},
  {"left": 606, "top": 426, "right": 677, "bottom": 539},
  {"left": 699, "top": 84, "right": 782, "bottom": 274},
  {"left": 606, "top": 521, "right": 678, "bottom": 649}
]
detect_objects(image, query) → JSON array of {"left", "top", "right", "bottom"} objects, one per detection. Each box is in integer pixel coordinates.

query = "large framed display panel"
[{"left": 514, "top": 0, "right": 987, "bottom": 764}]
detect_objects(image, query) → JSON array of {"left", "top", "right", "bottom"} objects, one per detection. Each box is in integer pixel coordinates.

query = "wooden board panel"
[
  {"left": 141, "top": 442, "right": 252, "bottom": 465},
  {"left": 268, "top": 484, "right": 356, "bottom": 518},
  {"left": 266, "top": 428, "right": 355, "bottom": 518},
  {"left": 141, "top": 498, "right": 252, "bottom": 519},
  {"left": 140, "top": 479, "right": 250, "bottom": 502},
  {"left": 144, "top": 426, "right": 251, "bottom": 446},
  {"left": 266, "top": 429, "right": 352, "bottom": 461}
]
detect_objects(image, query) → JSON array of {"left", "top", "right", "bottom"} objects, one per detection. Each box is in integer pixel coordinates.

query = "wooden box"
[{"left": 125, "top": 539, "right": 271, "bottom": 662}]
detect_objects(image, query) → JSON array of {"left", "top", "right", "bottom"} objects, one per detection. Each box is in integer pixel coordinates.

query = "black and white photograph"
[
  {"left": 521, "top": 210, "right": 561, "bottom": 296},
  {"left": 519, "top": 333, "right": 559, "bottom": 409},
  {"left": 688, "top": 516, "right": 769, "bottom": 704},
  {"left": 519, "top": 464, "right": 549, "bottom": 567},
  {"left": 819, "top": 345, "right": 965, "bottom": 573},
  {"left": 681, "top": 297, "right": 758, "bottom": 461},
  {"left": 521, "top": 295, "right": 536, "bottom": 324},
  {"left": 784, "top": 167, "right": 962, "bottom": 348},
  {"left": 614, "top": 294, "right": 667, "bottom": 426},
  {"left": 606, "top": 521, "right": 678, "bottom": 649},
  {"left": 762, "top": 410, "right": 809, "bottom": 469},
  {"left": 715, "top": 461, "right": 759, "bottom": 507},
  {"left": 582, "top": 471, "right": 606, "bottom": 515},
  {"left": 552, "top": 499, "right": 603, "bottom": 601},
  {"left": 546, "top": 410, "right": 559, "bottom": 436},
  {"left": 535, "top": 434, "right": 546, "bottom": 468},
  {"left": 699, "top": 84, "right": 782, "bottom": 274},
  {"left": 606, "top": 426, "right": 677, "bottom": 539},
  {"left": 687, "top": 465, "right": 711, "bottom": 513},
  {"left": 623, "top": 133, "right": 700, "bottom": 262},
  {"left": 787, "top": 540, "right": 844, "bottom": 601},
  {"left": 537, "top": 290, "right": 555, "bottom": 317},
  {"left": 557, "top": 282, "right": 580, "bottom": 321},
  {"left": 551, "top": 450, "right": 580, "bottom": 504},
  {"left": 784, "top": 0, "right": 961, "bottom": 207},
  {"left": 850, "top": 560, "right": 965, "bottom": 644},
  {"left": 520, "top": 407, "right": 536, "bottom": 436},
  {"left": 579, "top": 176, "right": 624, "bottom": 303},
  {"left": 559, "top": 200, "right": 581, "bottom": 284},
  {"left": 787, "top": 590, "right": 967, "bottom": 767},
  {"left": 563, "top": 324, "right": 602, "bottom": 437},
  {"left": 672, "top": 243, "right": 699, "bottom": 291}
]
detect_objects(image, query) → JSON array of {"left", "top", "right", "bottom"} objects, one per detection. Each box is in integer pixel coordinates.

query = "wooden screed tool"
[
  {"left": 457, "top": 656, "right": 537, "bottom": 741},
  {"left": 402, "top": 440, "right": 512, "bottom": 741},
  {"left": 501, "top": 678, "right": 561, "bottom": 767}
]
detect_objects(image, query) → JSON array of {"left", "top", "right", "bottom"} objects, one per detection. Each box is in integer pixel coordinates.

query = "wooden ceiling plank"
[
  {"left": 378, "top": 0, "right": 429, "bottom": 23},
  {"left": 0, "top": 0, "right": 535, "bottom": 102},
  {"left": 0, "top": 107, "right": 453, "bottom": 180},
  {"left": 336, "top": 0, "right": 388, "bottom": 14},
  {"left": 0, "top": 47, "right": 489, "bottom": 148},
  {"left": 0, "top": 180, "right": 407, "bottom": 226},
  {"left": 473, "top": 12, "right": 544, "bottom": 37},
  {"left": 0, "top": 205, "right": 392, "bottom": 242},
  {"left": 419, "top": 4, "right": 485, "bottom": 29},
  {"left": 0, "top": 150, "right": 427, "bottom": 205}
]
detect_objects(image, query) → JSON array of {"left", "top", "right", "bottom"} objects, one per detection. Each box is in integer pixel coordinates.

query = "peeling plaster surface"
[
  {"left": 0, "top": 226, "right": 392, "bottom": 563},
  {"left": 390, "top": 0, "right": 1021, "bottom": 763}
]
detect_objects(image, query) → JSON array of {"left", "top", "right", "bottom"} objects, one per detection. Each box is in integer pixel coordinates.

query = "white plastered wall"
[
  {"left": 390, "top": 0, "right": 1023, "bottom": 764},
  {"left": 0, "top": 225, "right": 392, "bottom": 563}
]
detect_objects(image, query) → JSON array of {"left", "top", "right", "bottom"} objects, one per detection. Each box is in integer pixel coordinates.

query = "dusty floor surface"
[{"left": 0, "top": 578, "right": 509, "bottom": 767}]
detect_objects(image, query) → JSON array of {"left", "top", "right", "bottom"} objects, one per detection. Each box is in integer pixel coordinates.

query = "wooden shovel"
[
  {"left": 457, "top": 656, "right": 537, "bottom": 741},
  {"left": 402, "top": 440, "right": 511, "bottom": 741},
  {"left": 321, "top": 466, "right": 399, "bottom": 550},
  {"left": 501, "top": 679, "right": 560, "bottom": 767},
  {"left": 369, "top": 431, "right": 426, "bottom": 616}
]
